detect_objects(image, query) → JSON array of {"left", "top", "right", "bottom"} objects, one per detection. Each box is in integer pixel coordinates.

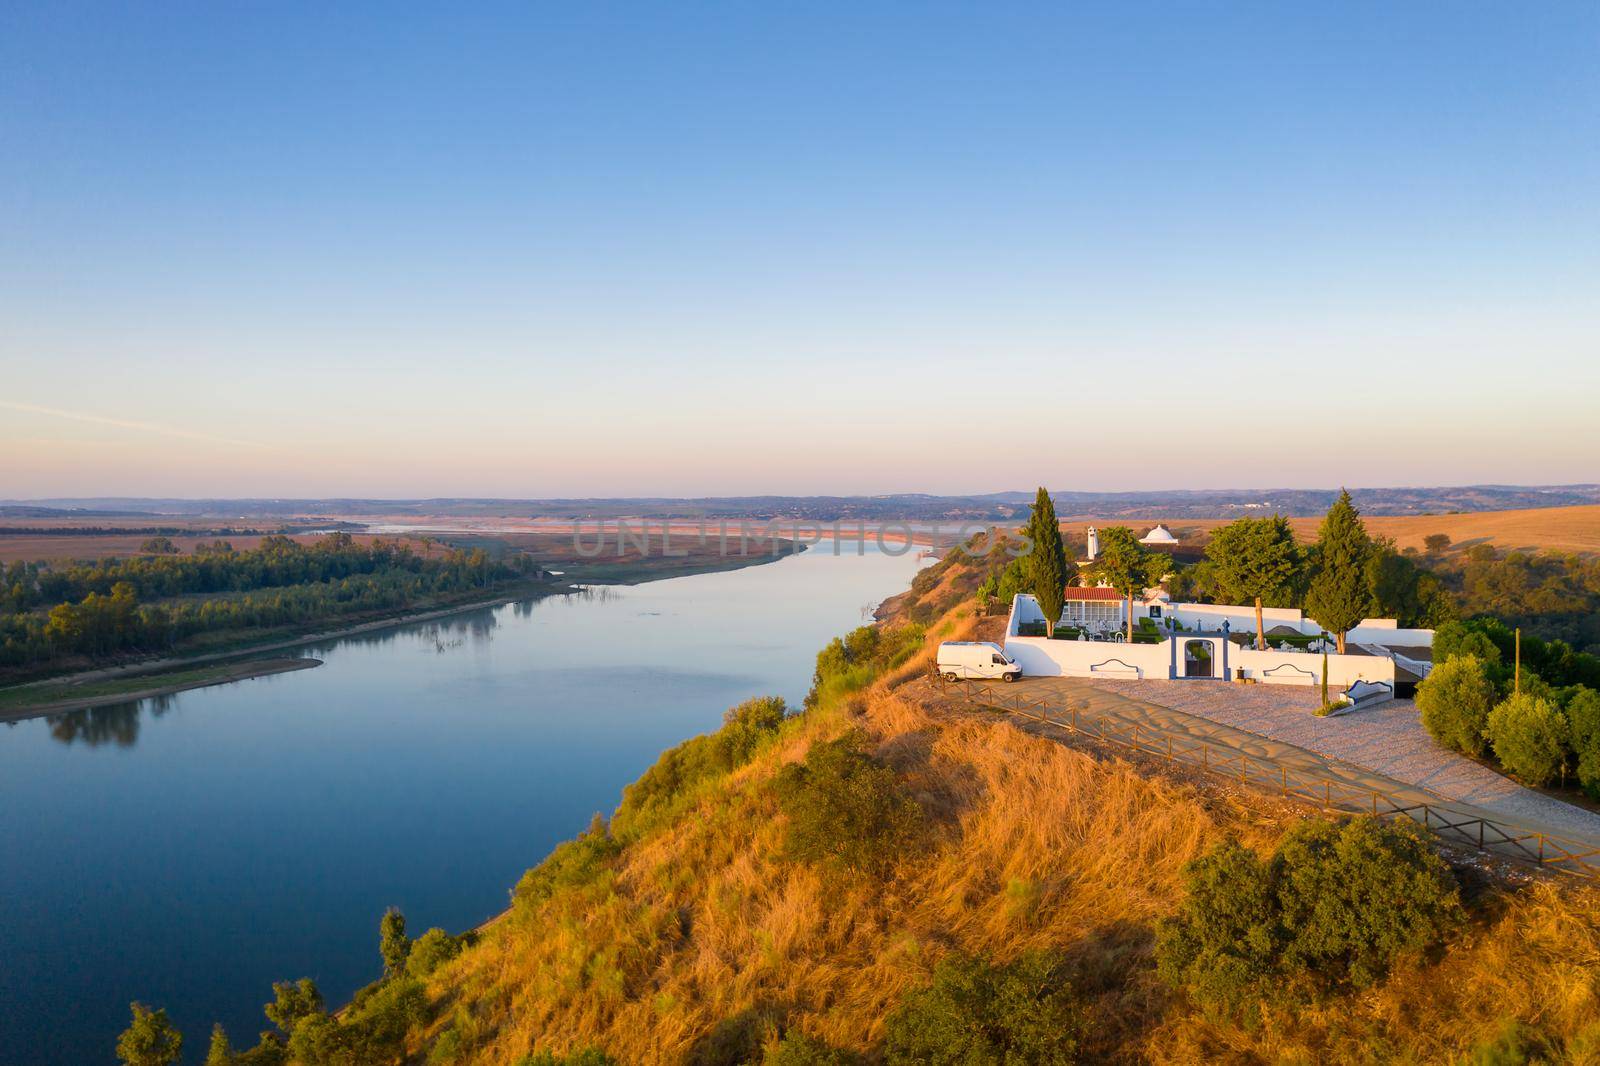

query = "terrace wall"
[{"left": 1004, "top": 595, "right": 1400, "bottom": 689}]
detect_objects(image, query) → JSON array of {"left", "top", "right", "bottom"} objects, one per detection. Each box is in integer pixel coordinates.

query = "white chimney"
[{"left": 1085, "top": 526, "right": 1099, "bottom": 561}]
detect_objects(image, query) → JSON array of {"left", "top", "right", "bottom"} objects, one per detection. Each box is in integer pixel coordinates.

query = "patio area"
[{"left": 1086, "top": 677, "right": 1600, "bottom": 841}]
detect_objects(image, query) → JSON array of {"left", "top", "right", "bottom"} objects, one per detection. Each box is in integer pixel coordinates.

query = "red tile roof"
[{"left": 1062, "top": 586, "right": 1125, "bottom": 601}]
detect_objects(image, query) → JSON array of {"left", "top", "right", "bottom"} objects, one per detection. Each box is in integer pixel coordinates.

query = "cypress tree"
[
  {"left": 205, "top": 1025, "right": 232, "bottom": 1066},
  {"left": 1027, "top": 487, "right": 1067, "bottom": 636},
  {"left": 1305, "top": 490, "right": 1375, "bottom": 654}
]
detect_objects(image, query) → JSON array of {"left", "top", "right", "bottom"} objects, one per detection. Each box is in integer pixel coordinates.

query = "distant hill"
[{"left": 6, "top": 485, "right": 1600, "bottom": 521}]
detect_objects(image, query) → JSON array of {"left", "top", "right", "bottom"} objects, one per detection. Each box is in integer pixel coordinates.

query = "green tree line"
[{"left": 0, "top": 535, "right": 535, "bottom": 669}]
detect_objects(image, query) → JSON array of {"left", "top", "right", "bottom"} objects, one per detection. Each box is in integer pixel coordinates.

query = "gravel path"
[{"left": 1091, "top": 679, "right": 1600, "bottom": 841}]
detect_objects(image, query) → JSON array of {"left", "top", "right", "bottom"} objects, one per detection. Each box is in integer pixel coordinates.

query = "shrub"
[
  {"left": 1157, "top": 818, "right": 1462, "bottom": 1009},
  {"left": 763, "top": 1031, "right": 862, "bottom": 1065},
  {"left": 264, "top": 978, "right": 323, "bottom": 1035},
  {"left": 343, "top": 977, "right": 427, "bottom": 1059},
  {"left": 1433, "top": 620, "right": 1503, "bottom": 666},
  {"left": 995, "top": 557, "right": 1030, "bottom": 607},
  {"left": 1154, "top": 838, "right": 1278, "bottom": 1009},
  {"left": 1566, "top": 687, "right": 1600, "bottom": 797},
  {"left": 718, "top": 696, "right": 788, "bottom": 765},
  {"left": 775, "top": 734, "right": 924, "bottom": 875},
  {"left": 1464, "top": 1019, "right": 1556, "bottom": 1065},
  {"left": 512, "top": 814, "right": 622, "bottom": 912},
  {"left": 1416, "top": 655, "right": 1497, "bottom": 756},
  {"left": 613, "top": 697, "right": 788, "bottom": 836},
  {"left": 882, "top": 952, "right": 1085, "bottom": 1065},
  {"left": 806, "top": 625, "right": 924, "bottom": 710},
  {"left": 1271, "top": 818, "right": 1463, "bottom": 987},
  {"left": 1487, "top": 693, "right": 1568, "bottom": 787},
  {"left": 515, "top": 1049, "right": 618, "bottom": 1066},
  {"left": 407, "top": 927, "right": 464, "bottom": 978},
  {"left": 117, "top": 1003, "right": 184, "bottom": 1066}
]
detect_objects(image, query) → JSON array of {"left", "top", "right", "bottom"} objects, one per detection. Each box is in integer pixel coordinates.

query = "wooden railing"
[{"left": 942, "top": 677, "right": 1600, "bottom": 880}]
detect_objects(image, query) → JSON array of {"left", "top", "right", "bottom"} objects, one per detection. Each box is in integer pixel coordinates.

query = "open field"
[
  {"left": 1351, "top": 504, "right": 1600, "bottom": 555},
  {"left": 0, "top": 531, "right": 395, "bottom": 564},
  {"left": 1054, "top": 503, "right": 1600, "bottom": 557}
]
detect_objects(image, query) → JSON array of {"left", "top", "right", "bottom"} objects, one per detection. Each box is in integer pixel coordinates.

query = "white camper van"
[{"left": 937, "top": 641, "right": 1021, "bottom": 682}]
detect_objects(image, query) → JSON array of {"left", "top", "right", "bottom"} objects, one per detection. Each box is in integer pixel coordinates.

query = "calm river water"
[{"left": 0, "top": 541, "right": 923, "bottom": 1063}]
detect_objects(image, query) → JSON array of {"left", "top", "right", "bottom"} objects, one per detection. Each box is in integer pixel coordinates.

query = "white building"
[
  {"left": 1140, "top": 524, "right": 1178, "bottom": 545},
  {"left": 1004, "top": 591, "right": 1433, "bottom": 702}
]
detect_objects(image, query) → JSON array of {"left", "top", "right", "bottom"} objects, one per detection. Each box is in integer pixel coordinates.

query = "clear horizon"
[{"left": 4, "top": 4, "right": 1598, "bottom": 497}]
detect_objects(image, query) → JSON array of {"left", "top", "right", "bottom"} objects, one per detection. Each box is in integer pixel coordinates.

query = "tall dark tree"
[
  {"left": 1305, "top": 490, "right": 1376, "bottom": 654},
  {"left": 1205, "top": 515, "right": 1302, "bottom": 650},
  {"left": 1026, "top": 488, "right": 1068, "bottom": 636},
  {"left": 380, "top": 907, "right": 412, "bottom": 977},
  {"left": 1087, "top": 526, "right": 1167, "bottom": 642}
]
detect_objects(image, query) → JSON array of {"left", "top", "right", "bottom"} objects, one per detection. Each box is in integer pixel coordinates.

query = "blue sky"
[{"left": 2, "top": 3, "right": 1597, "bottom": 497}]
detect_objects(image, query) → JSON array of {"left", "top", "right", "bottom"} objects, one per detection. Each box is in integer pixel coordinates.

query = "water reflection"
[
  {"left": 0, "top": 542, "right": 924, "bottom": 1066},
  {"left": 47, "top": 696, "right": 173, "bottom": 748}
]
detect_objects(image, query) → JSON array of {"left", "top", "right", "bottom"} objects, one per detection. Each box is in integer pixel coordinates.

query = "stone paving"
[{"left": 1006, "top": 676, "right": 1600, "bottom": 845}]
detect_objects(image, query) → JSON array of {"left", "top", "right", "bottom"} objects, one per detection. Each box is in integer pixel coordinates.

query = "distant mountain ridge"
[{"left": 6, "top": 485, "right": 1599, "bottom": 521}]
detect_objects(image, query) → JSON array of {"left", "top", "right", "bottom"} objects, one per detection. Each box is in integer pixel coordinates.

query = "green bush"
[
  {"left": 343, "top": 977, "right": 427, "bottom": 1060},
  {"left": 1463, "top": 1019, "right": 1556, "bottom": 1066},
  {"left": 775, "top": 734, "right": 924, "bottom": 875},
  {"left": 1433, "top": 620, "right": 1504, "bottom": 667},
  {"left": 1486, "top": 693, "right": 1568, "bottom": 787},
  {"left": 1565, "top": 687, "right": 1600, "bottom": 798},
  {"left": 514, "top": 1050, "right": 619, "bottom": 1066},
  {"left": 1156, "top": 818, "right": 1462, "bottom": 1009},
  {"left": 513, "top": 815, "right": 622, "bottom": 912},
  {"left": 762, "top": 1032, "right": 862, "bottom": 1065},
  {"left": 806, "top": 624, "right": 924, "bottom": 710},
  {"left": 1416, "top": 655, "right": 1498, "bottom": 756},
  {"left": 995, "top": 557, "right": 1030, "bottom": 606},
  {"left": 613, "top": 696, "right": 788, "bottom": 837},
  {"left": 407, "top": 927, "right": 464, "bottom": 978},
  {"left": 117, "top": 1003, "right": 184, "bottom": 1066},
  {"left": 264, "top": 978, "right": 323, "bottom": 1036},
  {"left": 882, "top": 952, "right": 1085, "bottom": 1065}
]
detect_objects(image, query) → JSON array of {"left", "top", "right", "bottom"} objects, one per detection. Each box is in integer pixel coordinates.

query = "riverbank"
[
  {"left": 0, "top": 657, "right": 324, "bottom": 720},
  {"left": 0, "top": 543, "right": 815, "bottom": 716}
]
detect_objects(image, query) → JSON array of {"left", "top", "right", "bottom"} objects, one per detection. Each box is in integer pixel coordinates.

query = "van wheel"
[
  {"left": 1003, "top": 673, "right": 1018, "bottom": 683},
  {"left": 943, "top": 671, "right": 959, "bottom": 683}
]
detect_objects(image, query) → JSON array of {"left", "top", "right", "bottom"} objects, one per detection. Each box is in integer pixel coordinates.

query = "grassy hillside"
[{"left": 189, "top": 548, "right": 1600, "bottom": 1065}]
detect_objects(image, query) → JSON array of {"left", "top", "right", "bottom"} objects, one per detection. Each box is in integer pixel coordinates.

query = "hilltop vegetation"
[{"left": 127, "top": 546, "right": 1600, "bottom": 1065}]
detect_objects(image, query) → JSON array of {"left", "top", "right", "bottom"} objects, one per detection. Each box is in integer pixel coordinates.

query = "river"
[{"left": 0, "top": 540, "right": 923, "bottom": 1063}]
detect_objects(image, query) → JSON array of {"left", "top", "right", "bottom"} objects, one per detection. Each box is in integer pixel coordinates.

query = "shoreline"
[
  {"left": 0, "top": 583, "right": 568, "bottom": 714},
  {"left": 0, "top": 657, "right": 325, "bottom": 721},
  {"left": 0, "top": 544, "right": 812, "bottom": 717}
]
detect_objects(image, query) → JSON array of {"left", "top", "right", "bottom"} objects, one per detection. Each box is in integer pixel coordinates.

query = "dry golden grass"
[
  {"left": 1351, "top": 504, "right": 1600, "bottom": 556},
  {"left": 416, "top": 575, "right": 1600, "bottom": 1065},
  {"left": 419, "top": 606, "right": 1282, "bottom": 1063},
  {"left": 1050, "top": 504, "right": 1600, "bottom": 557}
]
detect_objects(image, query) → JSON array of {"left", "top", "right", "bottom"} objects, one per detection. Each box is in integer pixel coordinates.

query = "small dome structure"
[{"left": 1140, "top": 524, "right": 1178, "bottom": 545}]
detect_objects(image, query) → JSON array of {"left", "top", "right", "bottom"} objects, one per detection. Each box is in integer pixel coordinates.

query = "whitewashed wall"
[
  {"left": 1166, "top": 602, "right": 1309, "bottom": 633},
  {"left": 1005, "top": 595, "right": 1402, "bottom": 688},
  {"left": 1232, "top": 647, "right": 1396, "bottom": 688}
]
